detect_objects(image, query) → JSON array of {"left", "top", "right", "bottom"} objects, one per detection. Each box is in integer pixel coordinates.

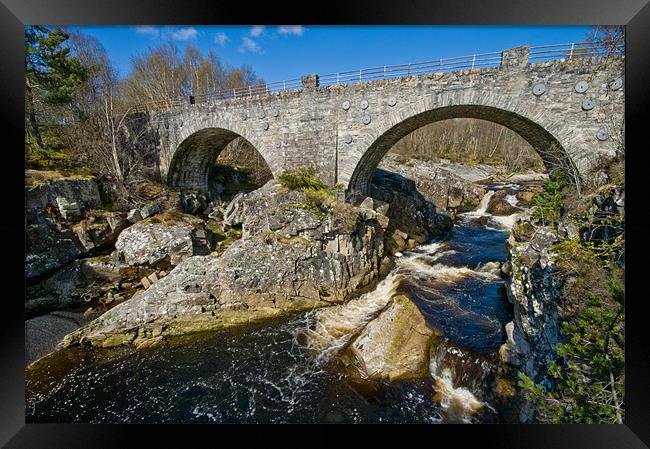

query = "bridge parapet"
[
  {"left": 501, "top": 46, "right": 530, "bottom": 69},
  {"left": 129, "top": 42, "right": 624, "bottom": 198}
]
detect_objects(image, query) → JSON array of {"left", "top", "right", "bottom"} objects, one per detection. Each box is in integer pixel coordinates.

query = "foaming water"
[
  {"left": 303, "top": 271, "right": 403, "bottom": 361},
  {"left": 462, "top": 189, "right": 523, "bottom": 231},
  {"left": 473, "top": 190, "right": 495, "bottom": 215},
  {"left": 26, "top": 185, "right": 529, "bottom": 424}
]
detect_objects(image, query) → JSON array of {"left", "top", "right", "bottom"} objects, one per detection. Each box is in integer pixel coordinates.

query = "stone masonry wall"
[{"left": 130, "top": 48, "right": 624, "bottom": 195}]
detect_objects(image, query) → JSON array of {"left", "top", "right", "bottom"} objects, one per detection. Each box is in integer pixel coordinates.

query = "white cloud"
[
  {"left": 277, "top": 25, "right": 305, "bottom": 36},
  {"left": 134, "top": 26, "right": 160, "bottom": 37},
  {"left": 170, "top": 27, "right": 198, "bottom": 41},
  {"left": 239, "top": 37, "right": 262, "bottom": 54},
  {"left": 250, "top": 25, "right": 265, "bottom": 37},
  {"left": 215, "top": 32, "right": 229, "bottom": 47}
]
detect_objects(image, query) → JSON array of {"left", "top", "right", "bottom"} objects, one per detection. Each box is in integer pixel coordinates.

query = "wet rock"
[
  {"left": 342, "top": 295, "right": 436, "bottom": 381},
  {"left": 486, "top": 190, "right": 520, "bottom": 216},
  {"left": 365, "top": 169, "right": 453, "bottom": 253}
]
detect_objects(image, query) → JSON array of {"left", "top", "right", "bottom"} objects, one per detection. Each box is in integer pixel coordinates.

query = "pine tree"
[{"left": 25, "top": 25, "right": 88, "bottom": 153}]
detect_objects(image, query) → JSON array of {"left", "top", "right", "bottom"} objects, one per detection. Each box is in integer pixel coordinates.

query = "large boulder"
[
  {"left": 63, "top": 181, "right": 396, "bottom": 348},
  {"left": 114, "top": 212, "right": 213, "bottom": 267},
  {"left": 486, "top": 190, "right": 521, "bottom": 216},
  {"left": 72, "top": 211, "right": 129, "bottom": 252},
  {"left": 365, "top": 169, "right": 452, "bottom": 253},
  {"left": 341, "top": 295, "right": 437, "bottom": 381}
]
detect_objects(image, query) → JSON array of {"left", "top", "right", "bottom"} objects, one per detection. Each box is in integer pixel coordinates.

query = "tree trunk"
[{"left": 25, "top": 81, "right": 44, "bottom": 150}]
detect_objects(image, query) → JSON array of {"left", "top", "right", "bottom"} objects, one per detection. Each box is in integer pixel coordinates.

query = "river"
[{"left": 26, "top": 185, "right": 525, "bottom": 424}]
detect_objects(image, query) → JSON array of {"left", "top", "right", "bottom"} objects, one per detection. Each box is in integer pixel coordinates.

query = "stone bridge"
[{"left": 130, "top": 46, "right": 624, "bottom": 197}]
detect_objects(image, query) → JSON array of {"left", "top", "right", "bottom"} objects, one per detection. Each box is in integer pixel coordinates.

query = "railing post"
[
  {"left": 283, "top": 80, "right": 286, "bottom": 90},
  {"left": 249, "top": 86, "right": 252, "bottom": 97},
  {"left": 569, "top": 42, "right": 575, "bottom": 59},
  {"left": 233, "top": 88, "right": 236, "bottom": 98},
  {"left": 383, "top": 66, "right": 386, "bottom": 78},
  {"left": 408, "top": 63, "right": 411, "bottom": 76},
  {"left": 471, "top": 54, "right": 476, "bottom": 69},
  {"left": 336, "top": 72, "right": 339, "bottom": 84},
  {"left": 301, "top": 74, "right": 320, "bottom": 89},
  {"left": 359, "top": 69, "right": 362, "bottom": 82},
  {"left": 501, "top": 46, "right": 530, "bottom": 69}
]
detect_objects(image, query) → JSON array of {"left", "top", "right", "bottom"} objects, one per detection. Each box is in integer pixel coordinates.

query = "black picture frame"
[{"left": 3, "top": 0, "right": 649, "bottom": 446}]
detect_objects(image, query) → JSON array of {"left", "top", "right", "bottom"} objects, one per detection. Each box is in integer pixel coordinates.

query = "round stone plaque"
[
  {"left": 532, "top": 83, "right": 546, "bottom": 96},
  {"left": 582, "top": 98, "right": 596, "bottom": 111},
  {"left": 575, "top": 81, "right": 589, "bottom": 93}
]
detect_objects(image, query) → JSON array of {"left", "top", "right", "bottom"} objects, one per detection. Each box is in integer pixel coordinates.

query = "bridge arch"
[
  {"left": 345, "top": 99, "right": 581, "bottom": 196},
  {"left": 167, "top": 124, "right": 277, "bottom": 195}
]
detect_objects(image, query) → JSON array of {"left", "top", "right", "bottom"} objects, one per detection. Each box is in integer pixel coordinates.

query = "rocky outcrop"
[
  {"left": 560, "top": 184, "right": 625, "bottom": 250},
  {"left": 498, "top": 226, "right": 563, "bottom": 422},
  {"left": 114, "top": 212, "right": 213, "bottom": 267},
  {"left": 25, "top": 256, "right": 124, "bottom": 316},
  {"left": 25, "top": 174, "right": 110, "bottom": 279},
  {"left": 71, "top": 211, "right": 129, "bottom": 252},
  {"left": 62, "top": 181, "right": 405, "bottom": 348},
  {"left": 378, "top": 154, "right": 492, "bottom": 212},
  {"left": 350, "top": 168, "right": 452, "bottom": 253},
  {"left": 341, "top": 295, "right": 437, "bottom": 381}
]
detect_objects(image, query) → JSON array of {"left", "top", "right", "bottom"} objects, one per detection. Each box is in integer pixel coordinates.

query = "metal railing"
[
  {"left": 528, "top": 41, "right": 624, "bottom": 62},
  {"left": 318, "top": 50, "right": 504, "bottom": 87},
  {"left": 125, "top": 40, "right": 624, "bottom": 114}
]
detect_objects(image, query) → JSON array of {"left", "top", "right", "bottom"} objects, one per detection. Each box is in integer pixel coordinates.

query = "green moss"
[
  {"left": 142, "top": 211, "right": 203, "bottom": 226},
  {"left": 25, "top": 168, "right": 95, "bottom": 186},
  {"left": 96, "top": 333, "right": 135, "bottom": 348},
  {"left": 261, "top": 231, "right": 314, "bottom": 247},
  {"left": 87, "top": 255, "right": 112, "bottom": 264},
  {"left": 512, "top": 221, "right": 535, "bottom": 242},
  {"left": 278, "top": 165, "right": 326, "bottom": 191}
]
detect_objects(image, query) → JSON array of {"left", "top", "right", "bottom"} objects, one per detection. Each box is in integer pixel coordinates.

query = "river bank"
[{"left": 26, "top": 172, "right": 537, "bottom": 423}]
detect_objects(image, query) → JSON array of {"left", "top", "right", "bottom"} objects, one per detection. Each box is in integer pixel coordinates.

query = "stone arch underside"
[
  {"left": 347, "top": 105, "right": 574, "bottom": 196},
  {"left": 167, "top": 127, "right": 272, "bottom": 195}
]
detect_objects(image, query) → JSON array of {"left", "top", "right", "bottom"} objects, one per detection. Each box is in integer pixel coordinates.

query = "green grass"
[
  {"left": 278, "top": 165, "right": 328, "bottom": 191},
  {"left": 278, "top": 166, "right": 337, "bottom": 217}
]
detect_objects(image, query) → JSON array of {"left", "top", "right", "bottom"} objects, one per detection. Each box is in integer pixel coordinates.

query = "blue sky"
[{"left": 67, "top": 25, "right": 594, "bottom": 82}]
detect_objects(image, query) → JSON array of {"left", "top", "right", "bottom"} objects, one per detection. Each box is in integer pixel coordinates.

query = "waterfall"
[{"left": 474, "top": 190, "right": 495, "bottom": 215}]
